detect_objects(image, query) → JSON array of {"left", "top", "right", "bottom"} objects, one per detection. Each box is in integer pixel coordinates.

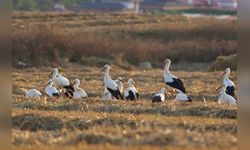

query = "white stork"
[
  {"left": 151, "top": 87, "right": 168, "bottom": 103},
  {"left": 48, "top": 68, "right": 74, "bottom": 98},
  {"left": 221, "top": 68, "right": 235, "bottom": 97},
  {"left": 72, "top": 79, "right": 88, "bottom": 99},
  {"left": 101, "top": 65, "right": 123, "bottom": 100},
  {"left": 174, "top": 90, "right": 192, "bottom": 102},
  {"left": 45, "top": 79, "right": 59, "bottom": 97},
  {"left": 217, "top": 83, "right": 236, "bottom": 105},
  {"left": 164, "top": 59, "right": 186, "bottom": 93},
  {"left": 124, "top": 79, "right": 139, "bottom": 101},
  {"left": 21, "top": 88, "right": 42, "bottom": 99}
]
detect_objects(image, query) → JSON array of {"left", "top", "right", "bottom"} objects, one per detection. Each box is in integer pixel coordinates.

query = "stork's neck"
[
  {"left": 24, "top": 90, "right": 28, "bottom": 94},
  {"left": 46, "top": 83, "right": 53, "bottom": 88},
  {"left": 164, "top": 64, "right": 170, "bottom": 75},
  {"left": 74, "top": 82, "right": 80, "bottom": 89},
  {"left": 129, "top": 83, "right": 135, "bottom": 88},
  {"left": 224, "top": 73, "right": 229, "bottom": 80},
  {"left": 104, "top": 70, "right": 110, "bottom": 81},
  {"left": 160, "top": 89, "right": 165, "bottom": 95},
  {"left": 53, "top": 71, "right": 58, "bottom": 78}
]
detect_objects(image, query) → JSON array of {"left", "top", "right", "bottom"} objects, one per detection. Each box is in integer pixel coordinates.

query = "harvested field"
[{"left": 12, "top": 67, "right": 237, "bottom": 149}]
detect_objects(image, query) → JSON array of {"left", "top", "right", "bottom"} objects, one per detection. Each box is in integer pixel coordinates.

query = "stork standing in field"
[
  {"left": 174, "top": 90, "right": 192, "bottom": 102},
  {"left": 101, "top": 65, "right": 124, "bottom": 100},
  {"left": 217, "top": 83, "right": 236, "bottom": 105},
  {"left": 21, "top": 88, "right": 42, "bottom": 100},
  {"left": 151, "top": 87, "right": 168, "bottom": 103},
  {"left": 221, "top": 68, "right": 235, "bottom": 97},
  {"left": 164, "top": 59, "right": 186, "bottom": 93},
  {"left": 124, "top": 79, "right": 140, "bottom": 101},
  {"left": 48, "top": 68, "right": 74, "bottom": 98},
  {"left": 72, "top": 79, "right": 88, "bottom": 99},
  {"left": 45, "top": 79, "right": 59, "bottom": 97}
]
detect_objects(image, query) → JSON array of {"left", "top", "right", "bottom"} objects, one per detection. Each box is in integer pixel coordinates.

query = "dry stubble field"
[{"left": 12, "top": 66, "right": 237, "bottom": 150}]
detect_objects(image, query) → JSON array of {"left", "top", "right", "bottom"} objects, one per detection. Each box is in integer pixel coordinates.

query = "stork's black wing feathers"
[
  {"left": 151, "top": 95, "right": 162, "bottom": 103},
  {"left": 166, "top": 78, "right": 186, "bottom": 93},
  {"left": 126, "top": 90, "right": 136, "bottom": 101},
  {"left": 107, "top": 87, "right": 124, "bottom": 100},
  {"left": 64, "top": 89, "right": 73, "bottom": 98},
  {"left": 52, "top": 93, "right": 60, "bottom": 97},
  {"left": 226, "top": 86, "right": 235, "bottom": 97},
  {"left": 64, "top": 82, "right": 75, "bottom": 92}
]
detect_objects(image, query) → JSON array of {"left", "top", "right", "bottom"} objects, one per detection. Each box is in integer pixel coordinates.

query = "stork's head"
[
  {"left": 45, "top": 79, "right": 53, "bottom": 87},
  {"left": 101, "top": 64, "right": 110, "bottom": 73},
  {"left": 117, "top": 77, "right": 123, "bottom": 82},
  {"left": 164, "top": 59, "right": 171, "bottom": 67},
  {"left": 20, "top": 88, "right": 28, "bottom": 94},
  {"left": 128, "top": 79, "right": 136, "bottom": 88},
  {"left": 73, "top": 79, "right": 80, "bottom": 88},
  {"left": 49, "top": 68, "right": 58, "bottom": 78},
  {"left": 160, "top": 87, "right": 166, "bottom": 93},
  {"left": 221, "top": 68, "right": 231, "bottom": 78}
]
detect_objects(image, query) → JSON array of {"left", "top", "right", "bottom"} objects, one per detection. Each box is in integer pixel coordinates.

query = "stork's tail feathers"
[
  {"left": 118, "top": 90, "right": 124, "bottom": 100},
  {"left": 64, "top": 82, "right": 75, "bottom": 92}
]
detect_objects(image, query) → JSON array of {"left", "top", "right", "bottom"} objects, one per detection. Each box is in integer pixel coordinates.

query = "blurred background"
[
  {"left": 12, "top": 0, "right": 237, "bottom": 71},
  {"left": 13, "top": 0, "right": 237, "bottom": 12}
]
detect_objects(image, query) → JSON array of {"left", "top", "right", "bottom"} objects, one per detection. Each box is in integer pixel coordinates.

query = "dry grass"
[
  {"left": 12, "top": 11, "right": 237, "bottom": 68},
  {"left": 209, "top": 54, "right": 237, "bottom": 71},
  {"left": 12, "top": 67, "right": 237, "bottom": 149}
]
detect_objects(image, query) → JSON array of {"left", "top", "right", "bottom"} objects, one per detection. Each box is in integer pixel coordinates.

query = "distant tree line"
[{"left": 13, "top": 0, "right": 89, "bottom": 11}]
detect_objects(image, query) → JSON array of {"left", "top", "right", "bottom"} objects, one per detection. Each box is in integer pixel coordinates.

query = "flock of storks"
[{"left": 21, "top": 59, "right": 237, "bottom": 105}]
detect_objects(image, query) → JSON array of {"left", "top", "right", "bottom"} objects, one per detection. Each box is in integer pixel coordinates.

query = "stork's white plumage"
[
  {"left": 221, "top": 68, "right": 235, "bottom": 97},
  {"left": 174, "top": 90, "right": 192, "bottom": 102},
  {"left": 151, "top": 87, "right": 166, "bottom": 103},
  {"left": 101, "top": 86, "right": 113, "bottom": 100},
  {"left": 49, "top": 68, "right": 70, "bottom": 86},
  {"left": 124, "top": 79, "right": 139, "bottom": 101},
  {"left": 22, "top": 88, "right": 42, "bottom": 99},
  {"left": 115, "top": 77, "right": 123, "bottom": 93},
  {"left": 45, "top": 79, "right": 59, "bottom": 97},
  {"left": 72, "top": 79, "right": 88, "bottom": 99},
  {"left": 218, "top": 83, "right": 236, "bottom": 105},
  {"left": 102, "top": 65, "right": 123, "bottom": 100},
  {"left": 164, "top": 59, "right": 186, "bottom": 93}
]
